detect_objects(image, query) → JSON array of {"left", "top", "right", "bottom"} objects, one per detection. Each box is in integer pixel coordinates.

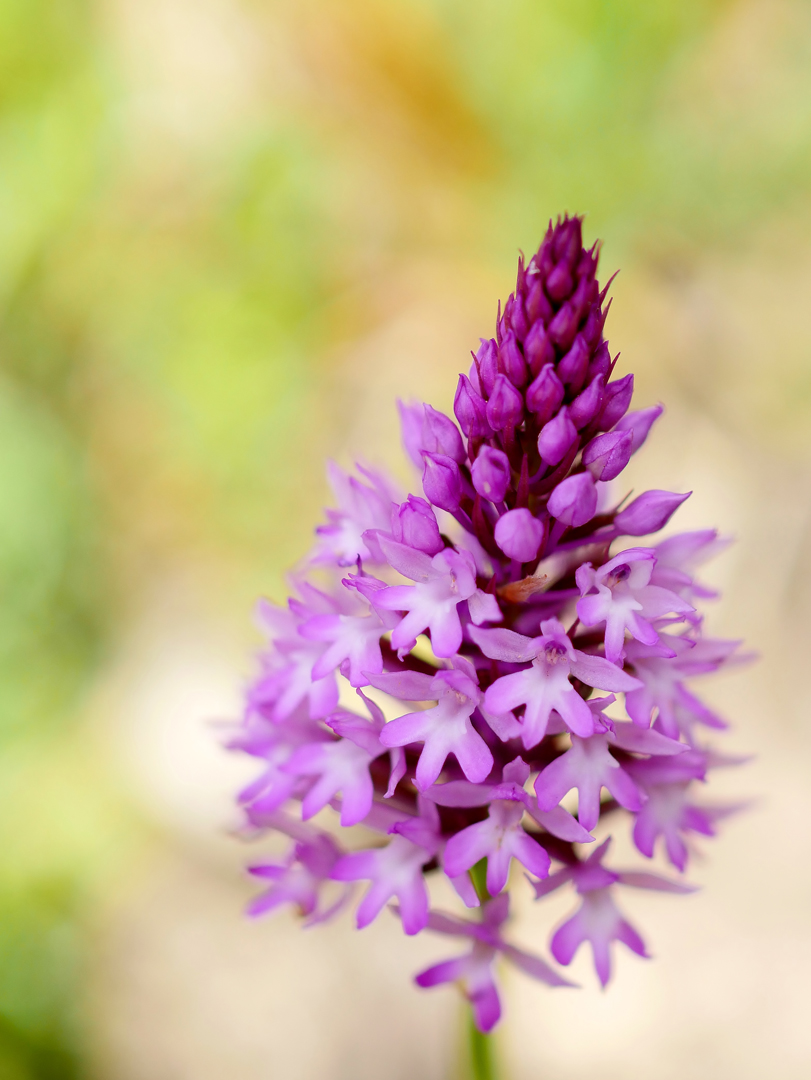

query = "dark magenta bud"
[
  {"left": 497, "top": 330, "right": 528, "bottom": 387},
  {"left": 557, "top": 334, "right": 590, "bottom": 390},
  {"left": 525, "top": 277, "right": 553, "bottom": 324},
  {"left": 471, "top": 445, "right": 511, "bottom": 503},
  {"left": 546, "top": 262, "right": 573, "bottom": 302},
  {"left": 582, "top": 429, "right": 633, "bottom": 481},
  {"left": 547, "top": 472, "right": 597, "bottom": 527},
  {"left": 547, "top": 301, "right": 579, "bottom": 352},
  {"left": 614, "top": 489, "right": 691, "bottom": 536},
  {"left": 526, "top": 363, "right": 564, "bottom": 425},
  {"left": 524, "top": 320, "right": 556, "bottom": 376},
  {"left": 575, "top": 246, "right": 597, "bottom": 281},
  {"left": 537, "top": 406, "right": 576, "bottom": 467},
  {"left": 536, "top": 228, "right": 555, "bottom": 278},
  {"left": 507, "top": 294, "right": 529, "bottom": 341},
  {"left": 597, "top": 373, "right": 634, "bottom": 430},
  {"left": 569, "top": 373, "right": 605, "bottom": 429},
  {"left": 476, "top": 338, "right": 499, "bottom": 396},
  {"left": 570, "top": 273, "right": 597, "bottom": 321},
  {"left": 588, "top": 340, "right": 612, "bottom": 381},
  {"left": 486, "top": 373, "right": 524, "bottom": 431},
  {"left": 582, "top": 303, "right": 604, "bottom": 347},
  {"left": 615, "top": 404, "right": 663, "bottom": 452},
  {"left": 454, "top": 374, "right": 491, "bottom": 438},
  {"left": 391, "top": 495, "right": 444, "bottom": 555},
  {"left": 553, "top": 216, "right": 582, "bottom": 266},
  {"left": 494, "top": 507, "right": 546, "bottom": 562},
  {"left": 422, "top": 404, "right": 466, "bottom": 463}
]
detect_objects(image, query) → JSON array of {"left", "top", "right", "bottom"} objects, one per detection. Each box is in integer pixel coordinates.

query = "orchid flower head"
[{"left": 226, "top": 214, "right": 749, "bottom": 1028}]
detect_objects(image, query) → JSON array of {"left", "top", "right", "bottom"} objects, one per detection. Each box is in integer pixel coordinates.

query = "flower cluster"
[{"left": 228, "top": 216, "right": 748, "bottom": 1032}]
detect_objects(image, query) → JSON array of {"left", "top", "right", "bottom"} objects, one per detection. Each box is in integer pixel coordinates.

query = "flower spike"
[{"left": 226, "top": 214, "right": 749, "bottom": 1027}]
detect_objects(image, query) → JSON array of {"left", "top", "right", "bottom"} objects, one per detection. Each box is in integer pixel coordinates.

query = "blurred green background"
[{"left": 2, "top": 0, "right": 811, "bottom": 1077}]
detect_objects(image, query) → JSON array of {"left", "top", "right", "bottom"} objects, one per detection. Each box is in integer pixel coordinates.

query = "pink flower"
[
  {"left": 247, "top": 834, "right": 346, "bottom": 924},
  {"left": 414, "top": 894, "right": 573, "bottom": 1032},
  {"left": 331, "top": 802, "right": 442, "bottom": 935},
  {"left": 576, "top": 548, "right": 694, "bottom": 662},
  {"left": 367, "top": 657, "right": 494, "bottom": 790},
  {"left": 310, "top": 462, "right": 396, "bottom": 566},
  {"left": 470, "top": 618, "right": 641, "bottom": 747},
  {"left": 535, "top": 720, "right": 686, "bottom": 831},
  {"left": 444, "top": 798, "right": 551, "bottom": 895},
  {"left": 624, "top": 633, "right": 744, "bottom": 733},
  {"left": 534, "top": 840, "right": 695, "bottom": 985},
  {"left": 371, "top": 537, "right": 500, "bottom": 657}
]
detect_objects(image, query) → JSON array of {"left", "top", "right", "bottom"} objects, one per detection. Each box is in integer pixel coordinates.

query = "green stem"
[
  {"left": 467, "top": 1010, "right": 497, "bottom": 1080},
  {"left": 463, "top": 860, "right": 500, "bottom": 1079}
]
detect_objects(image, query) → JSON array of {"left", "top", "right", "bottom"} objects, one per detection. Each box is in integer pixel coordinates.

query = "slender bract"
[{"left": 227, "top": 216, "right": 748, "bottom": 1031}]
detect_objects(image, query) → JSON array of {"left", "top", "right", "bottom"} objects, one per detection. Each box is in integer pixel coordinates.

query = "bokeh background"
[{"left": 2, "top": 0, "right": 811, "bottom": 1077}]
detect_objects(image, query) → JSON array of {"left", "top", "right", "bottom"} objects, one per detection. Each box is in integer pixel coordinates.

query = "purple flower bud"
[
  {"left": 548, "top": 472, "right": 598, "bottom": 527},
  {"left": 569, "top": 373, "right": 604, "bottom": 429},
  {"left": 497, "top": 330, "right": 527, "bottom": 387},
  {"left": 535, "top": 230, "right": 555, "bottom": 278},
  {"left": 507, "top": 295, "right": 529, "bottom": 341},
  {"left": 476, "top": 338, "right": 499, "bottom": 396},
  {"left": 546, "top": 262, "right": 573, "bottom": 302},
  {"left": 526, "top": 363, "right": 564, "bottom": 425},
  {"left": 494, "top": 508, "right": 546, "bottom": 562},
  {"left": 526, "top": 278, "right": 553, "bottom": 323},
  {"left": 575, "top": 247, "right": 595, "bottom": 280},
  {"left": 523, "top": 320, "right": 556, "bottom": 376},
  {"left": 397, "top": 399, "right": 426, "bottom": 470},
  {"left": 569, "top": 273, "right": 596, "bottom": 322},
  {"left": 615, "top": 404, "right": 663, "bottom": 452},
  {"left": 582, "top": 429, "right": 633, "bottom": 481},
  {"left": 588, "top": 340, "right": 612, "bottom": 381},
  {"left": 391, "top": 495, "right": 444, "bottom": 555},
  {"left": 423, "top": 405, "right": 466, "bottom": 463},
  {"left": 471, "top": 446, "right": 511, "bottom": 503},
  {"left": 553, "top": 215, "right": 582, "bottom": 265},
  {"left": 614, "top": 489, "right": 691, "bottom": 536},
  {"left": 422, "top": 452, "right": 463, "bottom": 512},
  {"left": 557, "top": 334, "right": 590, "bottom": 389},
  {"left": 454, "top": 374, "right": 491, "bottom": 438},
  {"left": 547, "top": 301, "right": 579, "bottom": 352},
  {"left": 537, "top": 406, "right": 576, "bottom": 466},
  {"left": 581, "top": 303, "right": 603, "bottom": 347},
  {"left": 486, "top": 373, "right": 524, "bottom": 431},
  {"left": 468, "top": 359, "right": 482, "bottom": 394},
  {"left": 597, "top": 373, "right": 634, "bottom": 430}
]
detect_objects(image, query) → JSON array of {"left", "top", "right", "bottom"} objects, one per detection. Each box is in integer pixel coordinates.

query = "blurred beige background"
[{"left": 1, "top": 1, "right": 811, "bottom": 1077}]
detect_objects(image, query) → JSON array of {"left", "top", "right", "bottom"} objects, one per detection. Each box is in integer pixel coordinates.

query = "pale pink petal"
[
  {"left": 429, "top": 605, "right": 464, "bottom": 657},
  {"left": 398, "top": 874, "right": 430, "bottom": 935},
  {"left": 468, "top": 589, "right": 503, "bottom": 625},
  {"left": 468, "top": 625, "right": 538, "bottom": 663},
  {"left": 570, "top": 652, "right": 642, "bottom": 692},
  {"left": 366, "top": 669, "right": 436, "bottom": 700},
  {"left": 507, "top": 830, "right": 551, "bottom": 881},
  {"left": 378, "top": 535, "right": 434, "bottom": 581},
  {"left": 444, "top": 820, "right": 495, "bottom": 879},
  {"left": 502, "top": 945, "right": 574, "bottom": 987}
]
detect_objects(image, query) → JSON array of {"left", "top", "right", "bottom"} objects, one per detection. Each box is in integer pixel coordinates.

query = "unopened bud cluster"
[{"left": 227, "top": 216, "right": 747, "bottom": 1032}]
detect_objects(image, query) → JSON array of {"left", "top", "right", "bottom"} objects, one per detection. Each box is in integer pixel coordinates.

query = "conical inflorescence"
[{"left": 227, "top": 215, "right": 748, "bottom": 1032}]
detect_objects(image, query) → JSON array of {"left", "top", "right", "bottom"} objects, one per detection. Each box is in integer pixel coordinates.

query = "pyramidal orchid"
[{"left": 226, "top": 216, "right": 749, "bottom": 1048}]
